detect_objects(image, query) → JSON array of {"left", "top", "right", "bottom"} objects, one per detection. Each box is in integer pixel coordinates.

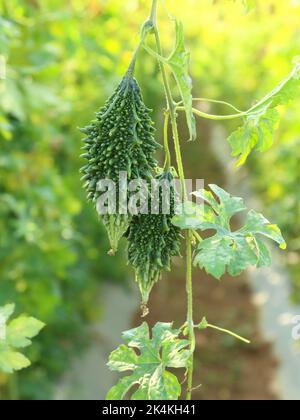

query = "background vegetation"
[{"left": 0, "top": 0, "right": 299, "bottom": 399}]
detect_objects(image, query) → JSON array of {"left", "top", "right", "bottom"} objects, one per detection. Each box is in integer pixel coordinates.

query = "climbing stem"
[
  {"left": 176, "top": 97, "right": 244, "bottom": 113},
  {"left": 150, "top": 0, "right": 158, "bottom": 21},
  {"left": 205, "top": 323, "right": 250, "bottom": 344},
  {"left": 149, "top": 0, "right": 195, "bottom": 400},
  {"left": 149, "top": 1, "right": 186, "bottom": 195},
  {"left": 163, "top": 110, "right": 171, "bottom": 170},
  {"left": 176, "top": 106, "right": 246, "bottom": 121},
  {"left": 127, "top": 23, "right": 150, "bottom": 76},
  {"left": 185, "top": 230, "right": 195, "bottom": 400},
  {"left": 192, "top": 98, "right": 243, "bottom": 113},
  {"left": 169, "top": 112, "right": 186, "bottom": 196}
]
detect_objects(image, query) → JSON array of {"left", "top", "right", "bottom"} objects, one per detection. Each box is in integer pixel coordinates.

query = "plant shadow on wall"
[{"left": 80, "top": 0, "right": 299, "bottom": 400}]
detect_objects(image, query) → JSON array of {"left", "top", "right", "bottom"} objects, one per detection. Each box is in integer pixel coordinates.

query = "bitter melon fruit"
[
  {"left": 126, "top": 171, "right": 182, "bottom": 305},
  {"left": 80, "top": 70, "right": 160, "bottom": 251}
]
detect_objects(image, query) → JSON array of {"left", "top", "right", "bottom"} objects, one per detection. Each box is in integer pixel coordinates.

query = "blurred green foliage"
[
  {"left": 0, "top": 0, "right": 133, "bottom": 399},
  {"left": 0, "top": 0, "right": 300, "bottom": 399}
]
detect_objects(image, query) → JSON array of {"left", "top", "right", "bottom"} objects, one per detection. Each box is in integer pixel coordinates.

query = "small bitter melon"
[{"left": 126, "top": 171, "right": 182, "bottom": 305}]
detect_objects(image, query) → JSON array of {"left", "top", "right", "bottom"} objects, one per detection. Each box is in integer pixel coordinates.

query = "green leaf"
[
  {"left": 0, "top": 304, "right": 15, "bottom": 323},
  {"left": 167, "top": 20, "right": 196, "bottom": 141},
  {"left": 0, "top": 304, "right": 45, "bottom": 374},
  {"left": 241, "top": 209, "right": 287, "bottom": 249},
  {"left": 7, "top": 316, "right": 46, "bottom": 348},
  {"left": 197, "top": 317, "right": 208, "bottom": 330},
  {"left": 194, "top": 236, "right": 234, "bottom": 279},
  {"left": 187, "top": 185, "right": 286, "bottom": 279},
  {"left": 227, "top": 237, "right": 258, "bottom": 276},
  {"left": 172, "top": 201, "right": 208, "bottom": 230},
  {"left": 250, "top": 63, "right": 300, "bottom": 110},
  {"left": 195, "top": 184, "right": 246, "bottom": 229},
  {"left": 106, "top": 375, "right": 138, "bottom": 400},
  {"left": 106, "top": 322, "right": 189, "bottom": 400},
  {"left": 0, "top": 350, "right": 30, "bottom": 374},
  {"left": 254, "top": 238, "right": 272, "bottom": 268},
  {"left": 172, "top": 185, "right": 246, "bottom": 232},
  {"left": 228, "top": 108, "right": 279, "bottom": 167},
  {"left": 228, "top": 64, "right": 300, "bottom": 166}
]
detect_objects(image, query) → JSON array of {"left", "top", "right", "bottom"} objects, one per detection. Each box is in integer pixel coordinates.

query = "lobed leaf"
[
  {"left": 228, "top": 108, "right": 279, "bottom": 166},
  {"left": 0, "top": 304, "right": 45, "bottom": 374},
  {"left": 0, "top": 350, "right": 30, "bottom": 374},
  {"left": 228, "top": 63, "right": 300, "bottom": 166},
  {"left": 172, "top": 201, "right": 207, "bottom": 230},
  {"left": 106, "top": 322, "right": 190, "bottom": 400},
  {"left": 172, "top": 185, "right": 286, "bottom": 279},
  {"left": 7, "top": 316, "right": 45, "bottom": 348}
]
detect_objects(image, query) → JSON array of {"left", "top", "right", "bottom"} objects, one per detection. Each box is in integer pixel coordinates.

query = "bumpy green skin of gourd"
[
  {"left": 126, "top": 171, "right": 182, "bottom": 305},
  {"left": 80, "top": 72, "right": 160, "bottom": 251}
]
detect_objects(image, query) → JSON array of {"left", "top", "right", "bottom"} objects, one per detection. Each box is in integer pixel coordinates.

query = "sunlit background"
[{"left": 0, "top": 0, "right": 300, "bottom": 400}]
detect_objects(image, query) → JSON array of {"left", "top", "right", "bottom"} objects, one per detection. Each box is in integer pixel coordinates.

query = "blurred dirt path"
[{"left": 55, "top": 284, "right": 139, "bottom": 400}]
